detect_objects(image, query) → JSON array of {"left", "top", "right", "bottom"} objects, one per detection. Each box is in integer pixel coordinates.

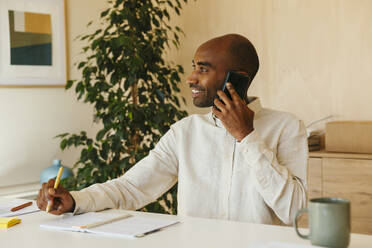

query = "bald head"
[
  {"left": 187, "top": 34, "right": 259, "bottom": 107},
  {"left": 198, "top": 34, "right": 259, "bottom": 80}
]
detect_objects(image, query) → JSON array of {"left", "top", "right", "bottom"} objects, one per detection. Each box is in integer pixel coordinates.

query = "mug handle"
[{"left": 294, "top": 208, "right": 310, "bottom": 240}]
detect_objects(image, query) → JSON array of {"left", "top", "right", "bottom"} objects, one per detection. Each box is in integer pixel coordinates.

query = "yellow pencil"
[
  {"left": 46, "top": 167, "right": 64, "bottom": 213},
  {"left": 72, "top": 213, "right": 132, "bottom": 229}
]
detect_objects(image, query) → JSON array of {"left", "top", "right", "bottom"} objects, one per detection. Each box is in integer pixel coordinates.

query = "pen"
[
  {"left": 46, "top": 167, "right": 63, "bottom": 213},
  {"left": 11, "top": 201, "right": 33, "bottom": 212},
  {"left": 135, "top": 221, "right": 180, "bottom": 238}
]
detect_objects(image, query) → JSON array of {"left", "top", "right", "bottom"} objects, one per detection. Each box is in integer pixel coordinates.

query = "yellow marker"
[{"left": 46, "top": 167, "right": 63, "bottom": 213}]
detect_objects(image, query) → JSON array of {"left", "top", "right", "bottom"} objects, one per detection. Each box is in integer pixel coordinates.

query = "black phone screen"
[{"left": 222, "top": 71, "right": 252, "bottom": 101}]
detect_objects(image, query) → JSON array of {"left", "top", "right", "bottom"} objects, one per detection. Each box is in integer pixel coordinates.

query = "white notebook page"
[
  {"left": 89, "top": 216, "right": 179, "bottom": 237},
  {"left": 40, "top": 212, "right": 179, "bottom": 238},
  {"left": 0, "top": 199, "right": 40, "bottom": 217}
]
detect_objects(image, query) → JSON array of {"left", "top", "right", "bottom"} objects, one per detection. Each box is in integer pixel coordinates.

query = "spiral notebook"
[{"left": 40, "top": 212, "right": 179, "bottom": 238}]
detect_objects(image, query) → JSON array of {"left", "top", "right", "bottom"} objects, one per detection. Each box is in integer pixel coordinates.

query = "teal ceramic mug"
[{"left": 294, "top": 197, "right": 350, "bottom": 248}]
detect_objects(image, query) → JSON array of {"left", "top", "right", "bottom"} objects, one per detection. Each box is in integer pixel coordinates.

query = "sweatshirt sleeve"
[
  {"left": 240, "top": 118, "right": 308, "bottom": 225},
  {"left": 70, "top": 128, "right": 178, "bottom": 214}
]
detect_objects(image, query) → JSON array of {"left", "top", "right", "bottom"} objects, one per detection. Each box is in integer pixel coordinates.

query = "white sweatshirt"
[{"left": 71, "top": 98, "right": 308, "bottom": 225}]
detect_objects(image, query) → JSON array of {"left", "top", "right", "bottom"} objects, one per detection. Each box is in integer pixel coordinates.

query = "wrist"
[
  {"left": 237, "top": 127, "right": 254, "bottom": 142},
  {"left": 68, "top": 193, "right": 76, "bottom": 213}
]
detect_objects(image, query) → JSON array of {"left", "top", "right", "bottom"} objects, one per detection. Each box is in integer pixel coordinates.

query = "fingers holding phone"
[{"left": 212, "top": 71, "right": 255, "bottom": 141}]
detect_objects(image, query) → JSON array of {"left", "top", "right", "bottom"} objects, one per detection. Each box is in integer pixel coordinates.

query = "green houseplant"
[{"left": 57, "top": 0, "right": 190, "bottom": 215}]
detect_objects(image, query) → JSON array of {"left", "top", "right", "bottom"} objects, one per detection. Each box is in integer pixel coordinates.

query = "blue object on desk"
[{"left": 40, "top": 159, "right": 73, "bottom": 184}]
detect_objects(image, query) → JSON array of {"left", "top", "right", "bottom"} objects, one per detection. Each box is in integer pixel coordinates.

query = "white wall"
[
  {"left": 0, "top": 0, "right": 108, "bottom": 187},
  {"left": 171, "top": 0, "right": 372, "bottom": 125},
  {"left": 2, "top": 0, "right": 372, "bottom": 188}
]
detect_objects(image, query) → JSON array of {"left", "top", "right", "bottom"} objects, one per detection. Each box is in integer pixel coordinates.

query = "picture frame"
[{"left": 0, "top": 0, "right": 67, "bottom": 87}]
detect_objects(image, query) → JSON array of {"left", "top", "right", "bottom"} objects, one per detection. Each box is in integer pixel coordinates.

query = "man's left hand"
[{"left": 212, "top": 83, "right": 254, "bottom": 142}]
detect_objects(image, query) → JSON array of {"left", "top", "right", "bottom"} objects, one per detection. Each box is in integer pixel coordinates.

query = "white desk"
[{"left": 1, "top": 208, "right": 372, "bottom": 248}]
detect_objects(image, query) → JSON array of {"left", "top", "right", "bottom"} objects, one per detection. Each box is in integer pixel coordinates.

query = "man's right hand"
[{"left": 36, "top": 179, "right": 75, "bottom": 215}]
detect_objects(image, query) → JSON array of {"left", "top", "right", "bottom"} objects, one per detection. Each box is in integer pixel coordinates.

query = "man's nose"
[{"left": 186, "top": 71, "right": 198, "bottom": 85}]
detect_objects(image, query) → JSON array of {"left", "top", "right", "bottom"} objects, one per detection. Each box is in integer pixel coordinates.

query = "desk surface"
[{"left": 1, "top": 208, "right": 372, "bottom": 248}]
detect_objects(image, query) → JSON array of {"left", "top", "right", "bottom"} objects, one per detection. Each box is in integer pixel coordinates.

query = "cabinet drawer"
[
  {"left": 307, "top": 158, "right": 322, "bottom": 199},
  {"left": 322, "top": 158, "right": 372, "bottom": 235}
]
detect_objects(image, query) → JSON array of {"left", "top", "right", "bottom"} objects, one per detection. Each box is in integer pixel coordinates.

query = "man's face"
[{"left": 186, "top": 45, "right": 229, "bottom": 107}]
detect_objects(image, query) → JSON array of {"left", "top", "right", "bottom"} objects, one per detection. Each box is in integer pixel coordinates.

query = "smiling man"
[{"left": 37, "top": 34, "right": 308, "bottom": 226}]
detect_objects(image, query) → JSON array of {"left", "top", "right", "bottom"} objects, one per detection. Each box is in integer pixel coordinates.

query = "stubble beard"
[{"left": 192, "top": 95, "right": 214, "bottom": 108}]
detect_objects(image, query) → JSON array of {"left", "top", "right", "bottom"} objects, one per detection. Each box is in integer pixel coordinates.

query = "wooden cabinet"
[
  {"left": 308, "top": 157, "right": 322, "bottom": 199},
  {"left": 308, "top": 151, "right": 372, "bottom": 235}
]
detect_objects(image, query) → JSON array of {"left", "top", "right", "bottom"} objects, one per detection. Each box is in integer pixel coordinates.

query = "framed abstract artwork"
[{"left": 0, "top": 0, "right": 66, "bottom": 87}]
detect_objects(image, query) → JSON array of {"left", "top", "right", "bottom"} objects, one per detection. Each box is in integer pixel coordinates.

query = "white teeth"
[{"left": 192, "top": 89, "right": 201, "bottom": 93}]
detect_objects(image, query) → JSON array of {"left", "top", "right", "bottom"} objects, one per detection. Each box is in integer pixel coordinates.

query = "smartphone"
[{"left": 221, "top": 71, "right": 252, "bottom": 102}]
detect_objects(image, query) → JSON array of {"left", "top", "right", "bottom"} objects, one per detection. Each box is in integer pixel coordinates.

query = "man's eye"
[{"left": 200, "top": 67, "right": 208, "bottom": 72}]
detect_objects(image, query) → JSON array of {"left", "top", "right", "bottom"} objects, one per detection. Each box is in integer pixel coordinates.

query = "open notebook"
[
  {"left": 0, "top": 199, "right": 40, "bottom": 217},
  {"left": 40, "top": 212, "right": 179, "bottom": 238}
]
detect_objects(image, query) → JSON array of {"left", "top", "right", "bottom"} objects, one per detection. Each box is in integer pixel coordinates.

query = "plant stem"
[{"left": 130, "top": 79, "right": 139, "bottom": 163}]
